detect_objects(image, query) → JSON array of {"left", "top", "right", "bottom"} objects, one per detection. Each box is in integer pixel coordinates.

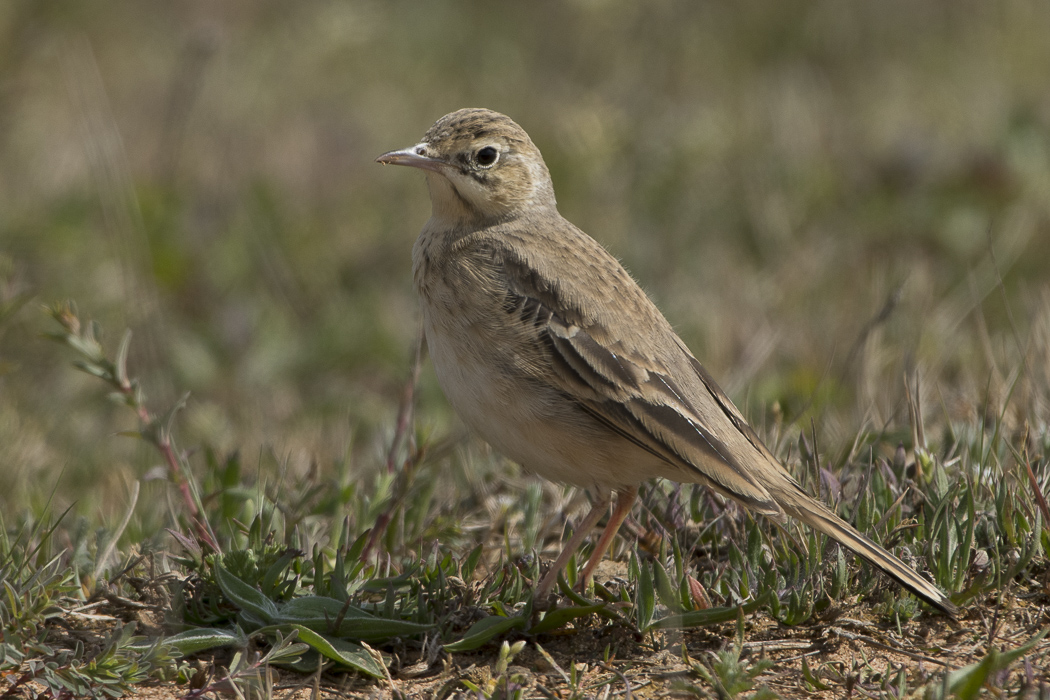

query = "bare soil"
[{"left": 51, "top": 576, "right": 1050, "bottom": 700}]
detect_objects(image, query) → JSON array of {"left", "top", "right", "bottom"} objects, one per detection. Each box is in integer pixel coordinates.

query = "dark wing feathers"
[
  {"left": 503, "top": 249, "right": 779, "bottom": 514},
  {"left": 548, "top": 319, "right": 646, "bottom": 395},
  {"left": 675, "top": 340, "right": 786, "bottom": 468}
]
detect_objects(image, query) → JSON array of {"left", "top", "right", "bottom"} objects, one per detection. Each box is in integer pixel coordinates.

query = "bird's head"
[{"left": 377, "top": 108, "right": 556, "bottom": 226}]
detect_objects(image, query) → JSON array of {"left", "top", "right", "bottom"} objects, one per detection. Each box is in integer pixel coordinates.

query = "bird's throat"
[{"left": 424, "top": 172, "right": 482, "bottom": 228}]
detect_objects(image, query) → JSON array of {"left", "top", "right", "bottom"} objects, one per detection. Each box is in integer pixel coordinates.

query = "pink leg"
[
  {"left": 578, "top": 486, "right": 638, "bottom": 589},
  {"left": 534, "top": 493, "right": 610, "bottom": 599}
]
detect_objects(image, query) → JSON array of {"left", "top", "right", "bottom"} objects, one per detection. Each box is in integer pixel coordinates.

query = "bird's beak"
[{"left": 375, "top": 145, "right": 448, "bottom": 173}]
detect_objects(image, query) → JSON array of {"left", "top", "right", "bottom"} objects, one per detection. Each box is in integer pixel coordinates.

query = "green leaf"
[
  {"left": 801, "top": 654, "right": 830, "bottom": 691},
  {"left": 275, "top": 597, "right": 432, "bottom": 641},
  {"left": 652, "top": 558, "right": 680, "bottom": 612},
  {"left": 278, "top": 649, "right": 324, "bottom": 674},
  {"left": 114, "top": 330, "right": 132, "bottom": 388},
  {"left": 953, "top": 486, "right": 976, "bottom": 591},
  {"left": 461, "top": 543, "right": 484, "bottom": 581},
  {"left": 936, "top": 629, "right": 1048, "bottom": 700},
  {"left": 153, "top": 391, "right": 191, "bottom": 443},
  {"left": 746, "top": 521, "right": 763, "bottom": 567},
  {"left": 161, "top": 627, "right": 248, "bottom": 655},
  {"left": 528, "top": 603, "right": 608, "bottom": 635},
  {"left": 828, "top": 546, "right": 847, "bottom": 600},
  {"left": 279, "top": 595, "right": 373, "bottom": 620},
  {"left": 263, "top": 624, "right": 387, "bottom": 678},
  {"left": 635, "top": 560, "right": 655, "bottom": 631},
  {"left": 213, "top": 564, "right": 278, "bottom": 623},
  {"left": 444, "top": 614, "right": 527, "bottom": 652},
  {"left": 72, "top": 359, "right": 110, "bottom": 380},
  {"left": 333, "top": 618, "right": 433, "bottom": 641},
  {"left": 260, "top": 549, "right": 302, "bottom": 596},
  {"left": 648, "top": 594, "right": 770, "bottom": 630}
]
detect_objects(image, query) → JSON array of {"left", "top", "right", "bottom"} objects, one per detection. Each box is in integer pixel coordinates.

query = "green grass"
[
  {"left": 2, "top": 299, "right": 1046, "bottom": 697},
  {"left": 2, "top": 1, "right": 1050, "bottom": 697}
]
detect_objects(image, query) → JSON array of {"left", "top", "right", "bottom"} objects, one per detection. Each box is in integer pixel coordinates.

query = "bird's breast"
[{"left": 410, "top": 230, "right": 665, "bottom": 490}]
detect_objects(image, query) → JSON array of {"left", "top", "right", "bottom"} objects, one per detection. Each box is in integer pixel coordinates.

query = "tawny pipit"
[{"left": 377, "top": 108, "right": 957, "bottom": 615}]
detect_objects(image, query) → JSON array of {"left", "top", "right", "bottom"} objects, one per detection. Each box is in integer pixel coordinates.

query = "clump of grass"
[{"left": 0, "top": 509, "right": 195, "bottom": 698}]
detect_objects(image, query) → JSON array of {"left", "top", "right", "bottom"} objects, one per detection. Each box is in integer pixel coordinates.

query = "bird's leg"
[
  {"left": 534, "top": 492, "right": 610, "bottom": 599},
  {"left": 578, "top": 485, "right": 638, "bottom": 590}
]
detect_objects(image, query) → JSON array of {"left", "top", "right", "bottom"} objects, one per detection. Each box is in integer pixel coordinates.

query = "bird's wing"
[
  {"left": 673, "top": 337, "right": 789, "bottom": 473},
  {"left": 501, "top": 248, "right": 781, "bottom": 515},
  {"left": 492, "top": 229, "right": 958, "bottom": 615}
]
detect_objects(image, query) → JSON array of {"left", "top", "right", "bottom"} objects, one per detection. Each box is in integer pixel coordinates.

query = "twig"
[
  {"left": 1019, "top": 424, "right": 1050, "bottom": 530},
  {"left": 387, "top": 322, "right": 425, "bottom": 474},
  {"left": 45, "top": 302, "right": 219, "bottom": 551},
  {"left": 828, "top": 627, "right": 954, "bottom": 668},
  {"left": 361, "top": 324, "right": 426, "bottom": 562},
  {"left": 844, "top": 283, "right": 903, "bottom": 376}
]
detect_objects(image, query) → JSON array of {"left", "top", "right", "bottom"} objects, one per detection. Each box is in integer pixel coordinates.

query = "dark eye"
[{"left": 476, "top": 146, "right": 499, "bottom": 167}]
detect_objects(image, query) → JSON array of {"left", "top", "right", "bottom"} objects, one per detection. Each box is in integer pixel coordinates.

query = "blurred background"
[{"left": 1, "top": 0, "right": 1048, "bottom": 518}]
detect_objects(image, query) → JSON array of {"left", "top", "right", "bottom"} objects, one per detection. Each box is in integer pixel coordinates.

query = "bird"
[{"left": 376, "top": 108, "right": 957, "bottom": 616}]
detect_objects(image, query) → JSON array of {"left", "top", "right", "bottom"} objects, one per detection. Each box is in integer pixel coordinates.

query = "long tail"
[{"left": 774, "top": 478, "right": 958, "bottom": 616}]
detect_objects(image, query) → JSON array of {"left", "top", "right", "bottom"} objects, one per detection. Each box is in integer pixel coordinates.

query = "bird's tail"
[{"left": 774, "top": 477, "right": 958, "bottom": 617}]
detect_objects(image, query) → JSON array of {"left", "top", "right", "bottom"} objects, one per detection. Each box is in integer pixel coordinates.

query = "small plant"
[
  {"left": 45, "top": 301, "right": 218, "bottom": 551},
  {"left": 918, "top": 629, "right": 1049, "bottom": 700},
  {"left": 673, "top": 614, "right": 777, "bottom": 699},
  {"left": 0, "top": 515, "right": 192, "bottom": 699},
  {"left": 178, "top": 629, "right": 309, "bottom": 700},
  {"left": 460, "top": 640, "right": 528, "bottom": 699}
]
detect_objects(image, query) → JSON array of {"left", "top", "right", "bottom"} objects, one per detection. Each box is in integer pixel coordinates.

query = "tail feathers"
[{"left": 781, "top": 492, "right": 958, "bottom": 617}]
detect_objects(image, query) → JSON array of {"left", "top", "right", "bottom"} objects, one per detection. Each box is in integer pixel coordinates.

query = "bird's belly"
[{"left": 423, "top": 312, "right": 660, "bottom": 490}]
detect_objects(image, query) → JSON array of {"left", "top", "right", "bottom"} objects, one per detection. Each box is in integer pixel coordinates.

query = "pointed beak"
[{"left": 375, "top": 145, "right": 448, "bottom": 173}]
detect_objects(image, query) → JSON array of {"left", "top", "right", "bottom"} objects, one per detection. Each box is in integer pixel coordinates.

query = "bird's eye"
[{"left": 476, "top": 146, "right": 499, "bottom": 167}]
